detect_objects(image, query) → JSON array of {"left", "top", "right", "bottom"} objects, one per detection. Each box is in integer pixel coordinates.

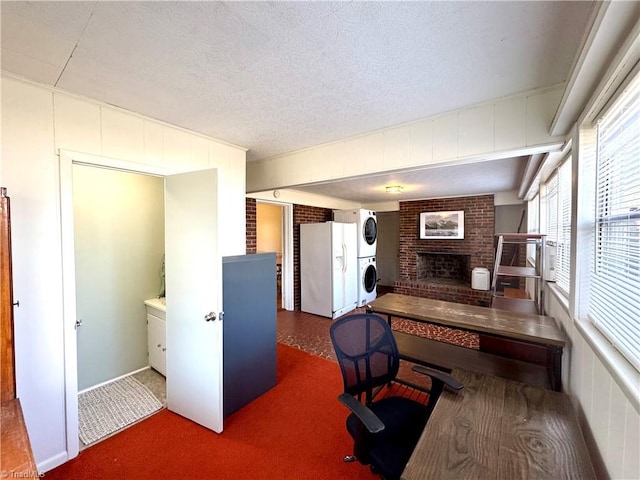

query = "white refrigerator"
[{"left": 300, "top": 222, "right": 358, "bottom": 319}]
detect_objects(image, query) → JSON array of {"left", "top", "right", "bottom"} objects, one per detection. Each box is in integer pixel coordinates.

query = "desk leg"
[
  {"left": 547, "top": 346, "right": 563, "bottom": 392},
  {"left": 364, "top": 306, "right": 392, "bottom": 328}
]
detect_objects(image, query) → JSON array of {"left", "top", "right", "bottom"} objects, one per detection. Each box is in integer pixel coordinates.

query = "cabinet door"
[{"left": 147, "top": 314, "right": 166, "bottom": 376}]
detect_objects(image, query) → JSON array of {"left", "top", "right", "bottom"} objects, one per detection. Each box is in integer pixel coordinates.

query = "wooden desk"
[
  {"left": 367, "top": 294, "right": 565, "bottom": 391},
  {"left": 402, "top": 369, "right": 595, "bottom": 480}
]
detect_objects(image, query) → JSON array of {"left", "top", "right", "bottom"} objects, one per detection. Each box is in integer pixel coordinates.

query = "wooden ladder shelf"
[{"left": 491, "top": 233, "right": 546, "bottom": 315}]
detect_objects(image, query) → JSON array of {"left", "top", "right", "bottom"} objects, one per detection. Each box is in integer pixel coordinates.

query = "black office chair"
[{"left": 330, "top": 313, "right": 462, "bottom": 480}]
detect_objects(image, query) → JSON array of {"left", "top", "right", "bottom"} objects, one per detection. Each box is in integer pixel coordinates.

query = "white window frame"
[{"left": 586, "top": 71, "right": 640, "bottom": 373}]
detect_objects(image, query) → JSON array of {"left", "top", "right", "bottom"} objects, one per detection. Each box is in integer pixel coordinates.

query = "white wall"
[
  {"left": 256, "top": 203, "right": 282, "bottom": 256},
  {"left": 1, "top": 74, "right": 246, "bottom": 472},
  {"left": 376, "top": 211, "right": 400, "bottom": 286},
  {"left": 546, "top": 291, "right": 640, "bottom": 479},
  {"left": 247, "top": 86, "right": 565, "bottom": 193},
  {"left": 73, "top": 165, "right": 164, "bottom": 390},
  {"left": 247, "top": 188, "right": 359, "bottom": 210},
  {"left": 543, "top": 6, "right": 640, "bottom": 477},
  {"left": 495, "top": 204, "right": 526, "bottom": 234}
]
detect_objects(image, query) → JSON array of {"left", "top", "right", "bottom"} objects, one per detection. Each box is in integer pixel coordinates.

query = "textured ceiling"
[
  {"left": 292, "top": 156, "right": 529, "bottom": 203},
  {"left": 1, "top": 1, "right": 593, "bottom": 165}
]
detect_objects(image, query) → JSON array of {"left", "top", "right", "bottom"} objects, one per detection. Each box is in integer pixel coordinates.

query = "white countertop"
[{"left": 144, "top": 297, "right": 166, "bottom": 312}]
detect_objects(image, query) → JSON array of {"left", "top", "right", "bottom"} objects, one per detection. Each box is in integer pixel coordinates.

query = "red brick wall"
[
  {"left": 245, "top": 200, "right": 331, "bottom": 310},
  {"left": 293, "top": 204, "right": 333, "bottom": 310},
  {"left": 394, "top": 280, "right": 493, "bottom": 306},
  {"left": 396, "top": 195, "right": 495, "bottom": 306},
  {"left": 246, "top": 198, "right": 257, "bottom": 254},
  {"left": 248, "top": 195, "right": 495, "bottom": 309}
]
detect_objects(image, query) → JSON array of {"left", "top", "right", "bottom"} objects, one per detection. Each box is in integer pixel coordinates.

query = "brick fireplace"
[
  {"left": 395, "top": 194, "right": 494, "bottom": 306},
  {"left": 416, "top": 252, "right": 471, "bottom": 285}
]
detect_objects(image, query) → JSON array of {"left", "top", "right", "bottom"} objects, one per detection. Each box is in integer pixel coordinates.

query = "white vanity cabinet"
[{"left": 144, "top": 298, "right": 166, "bottom": 376}]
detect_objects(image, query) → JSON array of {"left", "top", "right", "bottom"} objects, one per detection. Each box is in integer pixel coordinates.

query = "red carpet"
[{"left": 44, "top": 344, "right": 378, "bottom": 480}]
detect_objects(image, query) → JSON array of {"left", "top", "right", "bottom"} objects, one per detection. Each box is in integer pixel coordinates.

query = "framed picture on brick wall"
[{"left": 419, "top": 210, "right": 464, "bottom": 240}]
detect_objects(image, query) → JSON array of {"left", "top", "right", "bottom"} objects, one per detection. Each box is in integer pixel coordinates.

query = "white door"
[
  {"left": 331, "top": 223, "right": 358, "bottom": 316},
  {"left": 165, "top": 169, "right": 223, "bottom": 433},
  {"left": 343, "top": 223, "right": 358, "bottom": 307},
  {"left": 331, "top": 223, "right": 343, "bottom": 312}
]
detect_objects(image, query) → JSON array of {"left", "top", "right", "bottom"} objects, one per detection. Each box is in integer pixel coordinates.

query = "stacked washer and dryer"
[{"left": 333, "top": 209, "right": 378, "bottom": 307}]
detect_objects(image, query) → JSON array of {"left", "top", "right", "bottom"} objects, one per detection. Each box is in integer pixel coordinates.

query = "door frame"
[
  {"left": 59, "top": 149, "right": 176, "bottom": 460},
  {"left": 282, "top": 203, "right": 294, "bottom": 311},
  {"left": 255, "top": 200, "right": 294, "bottom": 311}
]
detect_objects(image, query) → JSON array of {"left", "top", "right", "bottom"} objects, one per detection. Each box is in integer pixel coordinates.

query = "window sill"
[
  {"left": 575, "top": 318, "right": 640, "bottom": 414},
  {"left": 546, "top": 281, "right": 570, "bottom": 315}
]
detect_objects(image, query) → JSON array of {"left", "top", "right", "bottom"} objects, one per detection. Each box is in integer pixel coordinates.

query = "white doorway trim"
[
  {"left": 59, "top": 149, "right": 175, "bottom": 461},
  {"left": 255, "top": 200, "right": 294, "bottom": 311},
  {"left": 282, "top": 203, "right": 294, "bottom": 311}
]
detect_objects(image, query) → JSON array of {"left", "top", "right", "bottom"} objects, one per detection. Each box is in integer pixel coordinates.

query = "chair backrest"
[{"left": 330, "top": 313, "right": 399, "bottom": 402}]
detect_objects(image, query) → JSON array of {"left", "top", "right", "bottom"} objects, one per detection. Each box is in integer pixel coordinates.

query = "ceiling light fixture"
[{"left": 385, "top": 185, "right": 403, "bottom": 194}]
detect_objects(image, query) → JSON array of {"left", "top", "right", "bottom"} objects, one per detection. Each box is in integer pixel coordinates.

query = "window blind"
[
  {"left": 556, "top": 160, "right": 572, "bottom": 294},
  {"left": 527, "top": 195, "right": 539, "bottom": 262},
  {"left": 590, "top": 73, "right": 640, "bottom": 371},
  {"left": 544, "top": 159, "right": 572, "bottom": 295},
  {"left": 546, "top": 174, "right": 559, "bottom": 244}
]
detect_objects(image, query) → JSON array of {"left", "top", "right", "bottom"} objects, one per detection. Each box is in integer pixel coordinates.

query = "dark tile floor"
[
  {"left": 277, "top": 309, "right": 337, "bottom": 360},
  {"left": 277, "top": 307, "right": 479, "bottom": 356}
]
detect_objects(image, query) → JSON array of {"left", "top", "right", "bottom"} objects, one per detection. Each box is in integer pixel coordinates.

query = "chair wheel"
[{"left": 343, "top": 455, "right": 356, "bottom": 463}]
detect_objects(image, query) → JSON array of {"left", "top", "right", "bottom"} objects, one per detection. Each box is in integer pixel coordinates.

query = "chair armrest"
[
  {"left": 337, "top": 393, "right": 385, "bottom": 433},
  {"left": 411, "top": 365, "right": 464, "bottom": 391}
]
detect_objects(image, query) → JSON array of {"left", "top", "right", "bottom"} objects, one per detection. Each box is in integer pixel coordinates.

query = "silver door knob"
[{"left": 204, "top": 312, "right": 217, "bottom": 322}]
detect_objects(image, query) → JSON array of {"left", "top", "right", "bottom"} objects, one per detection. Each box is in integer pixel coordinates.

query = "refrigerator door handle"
[{"left": 343, "top": 243, "right": 348, "bottom": 273}]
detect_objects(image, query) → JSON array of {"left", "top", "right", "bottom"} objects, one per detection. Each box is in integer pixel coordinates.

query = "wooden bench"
[
  {"left": 367, "top": 293, "right": 565, "bottom": 391},
  {"left": 1, "top": 399, "right": 37, "bottom": 476},
  {"left": 402, "top": 369, "right": 595, "bottom": 479}
]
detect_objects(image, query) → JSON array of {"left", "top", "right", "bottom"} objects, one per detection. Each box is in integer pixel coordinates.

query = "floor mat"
[{"left": 78, "top": 375, "right": 162, "bottom": 445}]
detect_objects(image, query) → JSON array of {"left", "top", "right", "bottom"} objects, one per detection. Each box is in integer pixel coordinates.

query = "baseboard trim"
[
  {"left": 78, "top": 366, "right": 150, "bottom": 394},
  {"left": 38, "top": 450, "right": 68, "bottom": 474}
]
